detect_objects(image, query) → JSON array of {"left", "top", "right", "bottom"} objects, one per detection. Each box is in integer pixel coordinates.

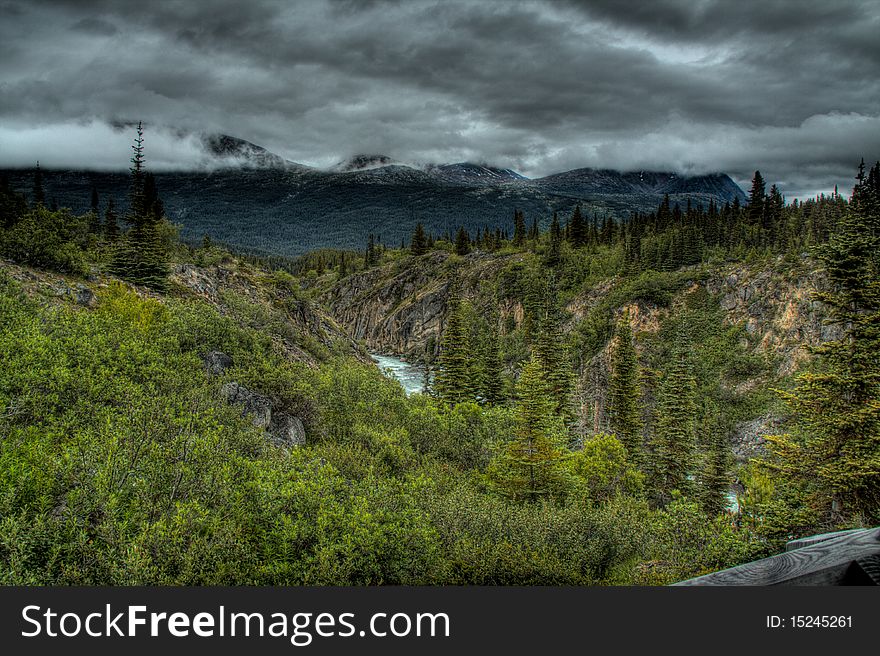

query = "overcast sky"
[{"left": 1, "top": 0, "right": 878, "bottom": 198}]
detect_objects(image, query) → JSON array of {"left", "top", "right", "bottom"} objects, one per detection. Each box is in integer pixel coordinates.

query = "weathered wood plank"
[
  {"left": 675, "top": 527, "right": 880, "bottom": 586},
  {"left": 785, "top": 528, "right": 866, "bottom": 552}
]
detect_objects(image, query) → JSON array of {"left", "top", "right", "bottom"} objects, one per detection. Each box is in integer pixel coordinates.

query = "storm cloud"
[{"left": 1, "top": 0, "right": 878, "bottom": 198}]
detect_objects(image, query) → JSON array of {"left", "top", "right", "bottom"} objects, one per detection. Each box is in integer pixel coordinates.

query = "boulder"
[
  {"left": 203, "top": 350, "right": 234, "bottom": 375},
  {"left": 220, "top": 381, "right": 305, "bottom": 448},
  {"left": 220, "top": 382, "right": 271, "bottom": 428},
  {"left": 74, "top": 284, "right": 97, "bottom": 308},
  {"left": 268, "top": 412, "right": 306, "bottom": 448}
]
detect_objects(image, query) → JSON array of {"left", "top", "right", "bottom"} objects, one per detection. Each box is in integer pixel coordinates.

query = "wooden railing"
[{"left": 675, "top": 527, "right": 880, "bottom": 585}]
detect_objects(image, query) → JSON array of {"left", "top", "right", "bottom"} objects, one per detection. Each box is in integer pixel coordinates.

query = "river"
[{"left": 370, "top": 353, "right": 427, "bottom": 395}]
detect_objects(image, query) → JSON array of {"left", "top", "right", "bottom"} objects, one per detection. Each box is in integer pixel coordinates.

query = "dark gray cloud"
[{"left": 0, "top": 0, "right": 878, "bottom": 198}]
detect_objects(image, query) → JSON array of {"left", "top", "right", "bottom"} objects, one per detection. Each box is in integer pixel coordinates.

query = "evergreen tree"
[
  {"left": 764, "top": 184, "right": 784, "bottom": 246},
  {"left": 765, "top": 163, "right": 880, "bottom": 524},
  {"left": 512, "top": 209, "right": 526, "bottom": 247},
  {"left": 607, "top": 315, "right": 643, "bottom": 465},
  {"left": 482, "top": 319, "right": 505, "bottom": 405},
  {"left": 568, "top": 204, "right": 586, "bottom": 247},
  {"left": 129, "top": 123, "right": 146, "bottom": 217},
  {"left": 365, "top": 233, "right": 378, "bottom": 267},
  {"left": 434, "top": 294, "right": 476, "bottom": 404},
  {"left": 746, "top": 170, "right": 766, "bottom": 236},
  {"left": 110, "top": 123, "right": 169, "bottom": 289},
  {"left": 650, "top": 333, "right": 697, "bottom": 505},
  {"left": 700, "top": 430, "right": 731, "bottom": 516},
  {"left": 410, "top": 222, "right": 428, "bottom": 256},
  {"left": 454, "top": 226, "right": 471, "bottom": 256},
  {"left": 338, "top": 251, "right": 348, "bottom": 278},
  {"left": 532, "top": 291, "right": 572, "bottom": 420},
  {"left": 546, "top": 211, "right": 562, "bottom": 267},
  {"left": 487, "top": 355, "right": 568, "bottom": 502}
]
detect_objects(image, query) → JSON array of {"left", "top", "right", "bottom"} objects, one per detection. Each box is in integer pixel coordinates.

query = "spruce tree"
[
  {"left": 488, "top": 355, "right": 568, "bottom": 502},
  {"left": 410, "top": 222, "right": 428, "bottom": 255},
  {"left": 482, "top": 319, "right": 505, "bottom": 405},
  {"left": 700, "top": 430, "right": 731, "bottom": 516},
  {"left": 546, "top": 211, "right": 562, "bottom": 267},
  {"left": 365, "top": 233, "right": 378, "bottom": 267},
  {"left": 434, "top": 294, "right": 476, "bottom": 404},
  {"left": 512, "top": 209, "right": 526, "bottom": 247},
  {"left": 568, "top": 204, "right": 586, "bottom": 247},
  {"left": 746, "top": 170, "right": 766, "bottom": 240},
  {"left": 607, "top": 315, "right": 643, "bottom": 465},
  {"left": 532, "top": 292, "right": 573, "bottom": 420},
  {"left": 110, "top": 122, "right": 168, "bottom": 289},
  {"left": 339, "top": 251, "right": 348, "bottom": 278},
  {"left": 454, "top": 226, "right": 471, "bottom": 256},
  {"left": 650, "top": 334, "right": 697, "bottom": 505}
]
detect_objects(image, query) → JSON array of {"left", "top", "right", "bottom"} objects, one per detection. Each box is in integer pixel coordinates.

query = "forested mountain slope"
[{"left": 1, "top": 135, "right": 745, "bottom": 257}]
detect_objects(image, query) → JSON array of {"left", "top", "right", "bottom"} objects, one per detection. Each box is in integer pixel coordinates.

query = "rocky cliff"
[
  {"left": 326, "top": 252, "right": 834, "bottom": 372},
  {"left": 323, "top": 250, "right": 526, "bottom": 357}
]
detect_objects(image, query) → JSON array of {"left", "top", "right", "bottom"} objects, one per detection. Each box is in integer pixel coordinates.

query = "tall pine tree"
[
  {"left": 650, "top": 332, "right": 697, "bottom": 506},
  {"left": 434, "top": 293, "right": 476, "bottom": 405},
  {"left": 488, "top": 355, "right": 568, "bottom": 501},
  {"left": 410, "top": 222, "right": 428, "bottom": 256},
  {"left": 607, "top": 314, "right": 643, "bottom": 465}
]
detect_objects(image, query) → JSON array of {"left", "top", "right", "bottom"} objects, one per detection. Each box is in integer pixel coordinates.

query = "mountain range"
[{"left": 2, "top": 134, "right": 747, "bottom": 258}]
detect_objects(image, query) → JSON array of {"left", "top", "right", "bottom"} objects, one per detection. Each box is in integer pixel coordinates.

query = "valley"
[{"left": 1, "top": 142, "right": 878, "bottom": 586}]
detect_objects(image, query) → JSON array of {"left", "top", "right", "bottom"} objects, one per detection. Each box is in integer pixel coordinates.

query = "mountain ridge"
[{"left": 2, "top": 133, "right": 747, "bottom": 257}]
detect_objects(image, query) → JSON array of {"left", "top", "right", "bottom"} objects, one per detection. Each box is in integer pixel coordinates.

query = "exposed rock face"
[
  {"left": 703, "top": 261, "right": 839, "bottom": 375},
  {"left": 203, "top": 351, "right": 233, "bottom": 375},
  {"left": 731, "top": 414, "right": 783, "bottom": 463},
  {"left": 0, "top": 261, "right": 102, "bottom": 309},
  {"left": 324, "top": 252, "right": 451, "bottom": 356},
  {"left": 173, "top": 263, "right": 218, "bottom": 298},
  {"left": 220, "top": 381, "right": 306, "bottom": 448},
  {"left": 324, "top": 251, "right": 524, "bottom": 357}
]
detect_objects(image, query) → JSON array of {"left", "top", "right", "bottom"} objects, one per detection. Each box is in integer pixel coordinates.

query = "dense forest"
[{"left": 0, "top": 126, "right": 878, "bottom": 585}]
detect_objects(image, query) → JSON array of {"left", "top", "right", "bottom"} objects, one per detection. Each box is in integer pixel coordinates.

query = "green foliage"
[
  {"left": 649, "top": 332, "right": 698, "bottom": 505},
  {"left": 607, "top": 315, "right": 643, "bottom": 464},
  {"left": 426, "top": 482, "right": 651, "bottom": 584},
  {"left": 434, "top": 295, "right": 477, "bottom": 405},
  {"left": 636, "top": 497, "right": 764, "bottom": 584},
  {"left": 487, "top": 356, "right": 570, "bottom": 502},
  {"left": 0, "top": 206, "right": 89, "bottom": 275},
  {"left": 568, "top": 433, "right": 643, "bottom": 503}
]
